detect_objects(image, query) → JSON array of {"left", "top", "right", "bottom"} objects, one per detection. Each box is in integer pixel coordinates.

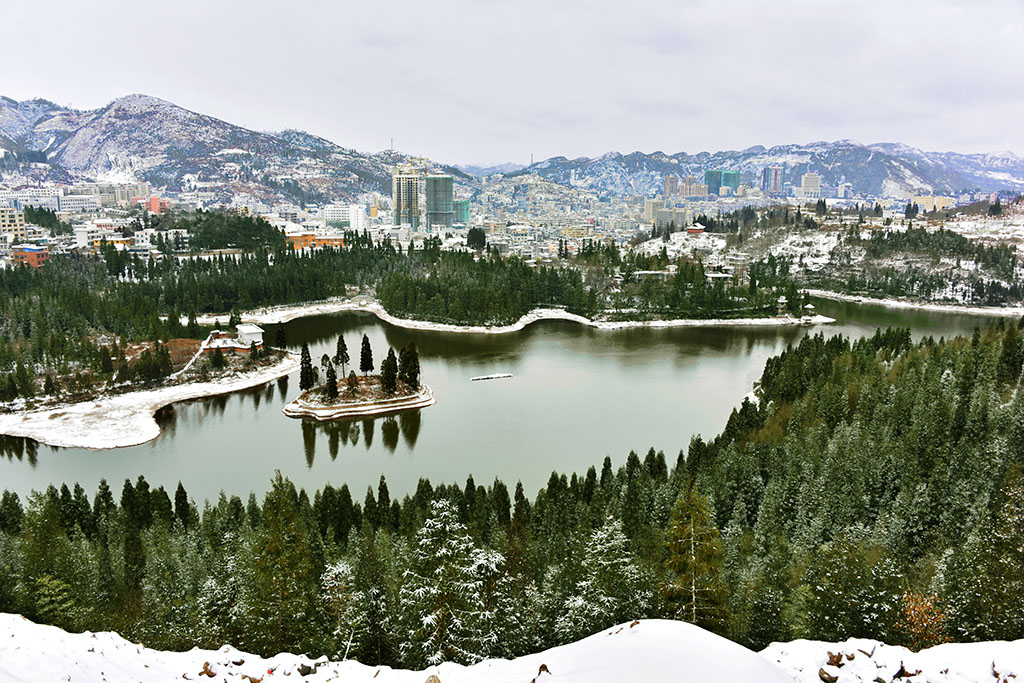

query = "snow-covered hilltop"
[
  {"left": 2, "top": 613, "right": 1022, "bottom": 682},
  {"left": 0, "top": 94, "right": 474, "bottom": 204}
]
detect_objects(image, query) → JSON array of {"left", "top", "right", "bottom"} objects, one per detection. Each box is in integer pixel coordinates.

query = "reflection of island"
[
  {"left": 0, "top": 434, "right": 40, "bottom": 468},
  {"left": 300, "top": 410, "right": 423, "bottom": 465}
]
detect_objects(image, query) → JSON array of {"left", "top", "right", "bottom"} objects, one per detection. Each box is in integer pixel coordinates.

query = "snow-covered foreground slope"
[
  {"left": 763, "top": 636, "right": 1024, "bottom": 682},
  {"left": 0, "top": 614, "right": 794, "bottom": 682},
  {"left": 6, "top": 613, "right": 1023, "bottom": 682}
]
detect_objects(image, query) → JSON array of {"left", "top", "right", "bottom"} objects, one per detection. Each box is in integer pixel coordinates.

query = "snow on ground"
[
  {"left": 0, "top": 614, "right": 794, "bottom": 683},
  {"left": 206, "top": 297, "right": 835, "bottom": 334},
  {"left": 633, "top": 230, "right": 728, "bottom": 261},
  {"left": 0, "top": 354, "right": 299, "bottom": 450},
  {"left": 763, "top": 636, "right": 1024, "bottom": 683},
  {"left": 805, "top": 288, "right": 1024, "bottom": 317},
  {"left": 769, "top": 231, "right": 842, "bottom": 272}
]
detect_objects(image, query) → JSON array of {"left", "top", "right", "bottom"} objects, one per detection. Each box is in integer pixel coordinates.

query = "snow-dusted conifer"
[
  {"left": 554, "top": 516, "right": 650, "bottom": 641},
  {"left": 321, "top": 559, "right": 366, "bottom": 659},
  {"left": 398, "top": 498, "right": 487, "bottom": 668}
]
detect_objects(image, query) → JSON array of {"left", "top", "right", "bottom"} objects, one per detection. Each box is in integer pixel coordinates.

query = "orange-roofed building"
[
  {"left": 135, "top": 196, "right": 171, "bottom": 214},
  {"left": 12, "top": 244, "right": 49, "bottom": 268},
  {"left": 314, "top": 235, "right": 345, "bottom": 248},
  {"left": 287, "top": 231, "right": 316, "bottom": 250}
]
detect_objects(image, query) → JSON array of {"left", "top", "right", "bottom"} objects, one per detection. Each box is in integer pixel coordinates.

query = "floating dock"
[{"left": 471, "top": 373, "right": 513, "bottom": 382}]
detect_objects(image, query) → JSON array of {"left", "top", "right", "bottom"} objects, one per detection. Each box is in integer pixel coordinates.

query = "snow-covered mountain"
[
  {"left": 514, "top": 141, "right": 1024, "bottom": 198},
  {"left": 3, "top": 612, "right": 1023, "bottom": 683},
  {"left": 0, "top": 95, "right": 472, "bottom": 203},
  {"left": 4, "top": 93, "right": 1023, "bottom": 202},
  {"left": 455, "top": 162, "right": 527, "bottom": 177}
]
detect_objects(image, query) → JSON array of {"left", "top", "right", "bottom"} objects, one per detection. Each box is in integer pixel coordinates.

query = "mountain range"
[
  {"left": 2, "top": 94, "right": 1024, "bottom": 203},
  {"left": 511, "top": 142, "right": 1024, "bottom": 198}
]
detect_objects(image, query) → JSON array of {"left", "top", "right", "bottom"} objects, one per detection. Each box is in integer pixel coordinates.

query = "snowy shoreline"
[
  {"left": 0, "top": 353, "right": 300, "bottom": 450},
  {"left": 283, "top": 384, "right": 436, "bottom": 420},
  {"left": 201, "top": 297, "right": 837, "bottom": 333},
  {"left": 805, "top": 288, "right": 1024, "bottom": 317}
]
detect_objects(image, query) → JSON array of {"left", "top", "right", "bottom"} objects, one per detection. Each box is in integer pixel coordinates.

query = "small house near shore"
[{"left": 205, "top": 325, "right": 264, "bottom": 355}]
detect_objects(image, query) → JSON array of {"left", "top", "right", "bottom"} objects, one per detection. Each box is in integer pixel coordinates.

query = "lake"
[{"left": 0, "top": 298, "right": 1006, "bottom": 502}]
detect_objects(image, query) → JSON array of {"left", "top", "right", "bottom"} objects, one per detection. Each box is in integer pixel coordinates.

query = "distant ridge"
[
  {"left": 510, "top": 142, "right": 1024, "bottom": 198},
  {"left": 2, "top": 93, "right": 1023, "bottom": 201}
]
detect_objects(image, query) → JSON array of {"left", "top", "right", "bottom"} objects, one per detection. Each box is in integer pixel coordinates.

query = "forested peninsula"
[{"left": 0, "top": 212, "right": 806, "bottom": 402}]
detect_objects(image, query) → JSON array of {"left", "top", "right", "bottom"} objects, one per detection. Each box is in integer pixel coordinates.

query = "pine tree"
[
  {"left": 251, "top": 473, "right": 315, "bottom": 654},
  {"left": 174, "top": 482, "right": 191, "bottom": 531},
  {"left": 398, "top": 498, "right": 488, "bottom": 667},
  {"left": 381, "top": 348, "right": 398, "bottom": 394},
  {"left": 554, "top": 517, "right": 651, "bottom": 641},
  {"left": 335, "top": 336, "right": 350, "bottom": 375},
  {"left": 399, "top": 343, "right": 421, "bottom": 389},
  {"left": 326, "top": 363, "right": 338, "bottom": 400},
  {"left": 360, "top": 334, "right": 373, "bottom": 377},
  {"left": 662, "top": 485, "right": 728, "bottom": 632},
  {"left": 299, "top": 343, "right": 315, "bottom": 391},
  {"left": 347, "top": 370, "right": 359, "bottom": 395},
  {"left": 353, "top": 525, "right": 397, "bottom": 665},
  {"left": 321, "top": 560, "right": 366, "bottom": 659}
]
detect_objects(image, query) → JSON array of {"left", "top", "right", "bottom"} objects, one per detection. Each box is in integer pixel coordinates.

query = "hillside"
[
  {"left": 0, "top": 95, "right": 475, "bottom": 204},
  {"left": 513, "top": 141, "right": 1024, "bottom": 198}
]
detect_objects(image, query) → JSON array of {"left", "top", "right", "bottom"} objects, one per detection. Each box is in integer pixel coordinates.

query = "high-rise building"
[
  {"left": 454, "top": 199, "right": 471, "bottom": 223},
  {"left": 704, "top": 170, "right": 723, "bottom": 196},
  {"left": 801, "top": 172, "right": 821, "bottom": 199},
  {"left": 680, "top": 176, "right": 707, "bottom": 198},
  {"left": 643, "top": 198, "right": 666, "bottom": 222},
  {"left": 721, "top": 170, "right": 740, "bottom": 192},
  {"left": 664, "top": 174, "right": 680, "bottom": 198},
  {"left": 761, "top": 165, "right": 784, "bottom": 194},
  {"left": 392, "top": 167, "right": 421, "bottom": 229},
  {"left": 425, "top": 174, "right": 454, "bottom": 231}
]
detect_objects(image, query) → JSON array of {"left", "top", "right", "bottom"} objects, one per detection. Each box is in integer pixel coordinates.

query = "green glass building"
[
  {"left": 425, "top": 174, "right": 455, "bottom": 231},
  {"left": 704, "top": 170, "right": 722, "bottom": 196},
  {"left": 454, "top": 199, "right": 470, "bottom": 223}
]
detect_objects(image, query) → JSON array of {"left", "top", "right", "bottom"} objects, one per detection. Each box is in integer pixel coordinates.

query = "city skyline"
[{"left": 4, "top": 0, "right": 1023, "bottom": 164}]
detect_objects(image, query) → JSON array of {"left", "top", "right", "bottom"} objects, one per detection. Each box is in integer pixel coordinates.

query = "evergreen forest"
[{"left": 2, "top": 322, "right": 1023, "bottom": 664}]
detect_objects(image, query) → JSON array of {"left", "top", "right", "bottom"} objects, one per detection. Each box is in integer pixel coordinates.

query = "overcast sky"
[{"left": 5, "top": 0, "right": 1023, "bottom": 164}]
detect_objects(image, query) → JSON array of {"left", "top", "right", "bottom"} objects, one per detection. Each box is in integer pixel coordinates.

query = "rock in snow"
[{"left": 762, "top": 636, "right": 1024, "bottom": 683}]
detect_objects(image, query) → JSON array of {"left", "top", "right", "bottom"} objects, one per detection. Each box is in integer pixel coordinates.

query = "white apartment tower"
[{"left": 392, "top": 166, "right": 421, "bottom": 230}]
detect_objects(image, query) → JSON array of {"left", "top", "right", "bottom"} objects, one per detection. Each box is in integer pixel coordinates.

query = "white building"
[
  {"left": 322, "top": 203, "right": 367, "bottom": 232},
  {"left": 236, "top": 324, "right": 264, "bottom": 346},
  {"left": 57, "top": 195, "right": 101, "bottom": 213},
  {"left": 800, "top": 173, "right": 822, "bottom": 199}
]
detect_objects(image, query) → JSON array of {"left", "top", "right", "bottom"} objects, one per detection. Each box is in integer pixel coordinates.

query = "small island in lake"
[{"left": 283, "top": 334, "right": 434, "bottom": 420}]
